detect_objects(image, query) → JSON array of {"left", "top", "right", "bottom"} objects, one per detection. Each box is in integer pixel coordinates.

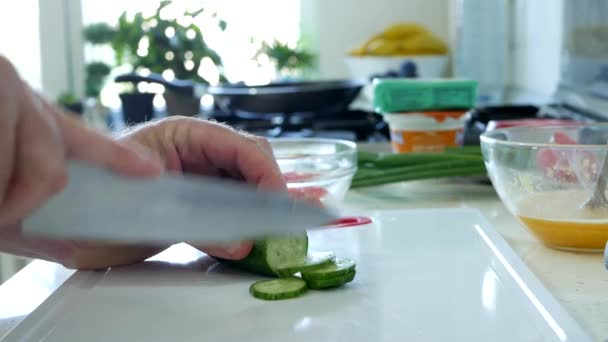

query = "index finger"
[
  {"left": 54, "top": 107, "right": 164, "bottom": 177},
  {"left": 176, "top": 119, "right": 287, "bottom": 192}
]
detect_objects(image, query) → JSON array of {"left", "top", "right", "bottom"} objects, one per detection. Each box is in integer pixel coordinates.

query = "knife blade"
[{"left": 22, "top": 160, "right": 338, "bottom": 244}]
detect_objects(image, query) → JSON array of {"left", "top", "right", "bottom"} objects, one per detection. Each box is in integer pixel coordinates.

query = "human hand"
[
  {"left": 55, "top": 116, "right": 288, "bottom": 269},
  {"left": 120, "top": 116, "right": 287, "bottom": 260},
  {"left": 0, "top": 56, "right": 163, "bottom": 268}
]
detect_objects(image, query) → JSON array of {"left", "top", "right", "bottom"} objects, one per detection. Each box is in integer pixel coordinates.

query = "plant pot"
[
  {"left": 62, "top": 102, "right": 84, "bottom": 115},
  {"left": 163, "top": 90, "right": 201, "bottom": 117},
  {"left": 119, "top": 93, "right": 155, "bottom": 124}
]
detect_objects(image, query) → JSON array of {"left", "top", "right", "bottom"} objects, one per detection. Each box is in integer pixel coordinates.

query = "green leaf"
[
  {"left": 188, "top": 8, "right": 204, "bottom": 17},
  {"left": 83, "top": 23, "right": 116, "bottom": 44},
  {"left": 57, "top": 92, "right": 80, "bottom": 105},
  {"left": 109, "top": 1, "right": 227, "bottom": 81},
  {"left": 255, "top": 39, "right": 317, "bottom": 74},
  {"left": 85, "top": 62, "right": 111, "bottom": 77},
  {"left": 219, "top": 20, "right": 227, "bottom": 31},
  {"left": 157, "top": 0, "right": 173, "bottom": 17},
  {"left": 206, "top": 50, "right": 222, "bottom": 65}
]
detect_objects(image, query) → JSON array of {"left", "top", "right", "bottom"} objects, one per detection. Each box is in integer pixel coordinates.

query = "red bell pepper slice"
[{"left": 536, "top": 132, "right": 595, "bottom": 183}]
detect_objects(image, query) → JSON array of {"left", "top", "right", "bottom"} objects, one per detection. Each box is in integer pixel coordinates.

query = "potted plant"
[
  {"left": 111, "top": 1, "right": 228, "bottom": 118},
  {"left": 57, "top": 92, "right": 83, "bottom": 115},
  {"left": 83, "top": 23, "right": 114, "bottom": 101},
  {"left": 255, "top": 39, "right": 316, "bottom": 81},
  {"left": 97, "top": 12, "right": 155, "bottom": 124}
]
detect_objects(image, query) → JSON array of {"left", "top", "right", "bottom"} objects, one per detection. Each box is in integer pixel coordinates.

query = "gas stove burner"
[{"left": 207, "top": 108, "right": 389, "bottom": 142}]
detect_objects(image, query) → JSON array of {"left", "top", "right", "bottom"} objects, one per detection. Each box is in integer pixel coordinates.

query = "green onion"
[
  {"left": 351, "top": 165, "right": 487, "bottom": 188},
  {"left": 359, "top": 152, "right": 482, "bottom": 168},
  {"left": 351, "top": 149, "right": 487, "bottom": 188},
  {"left": 353, "top": 159, "right": 483, "bottom": 181}
]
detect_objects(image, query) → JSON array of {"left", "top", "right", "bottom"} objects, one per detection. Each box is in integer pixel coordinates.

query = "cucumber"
[
  {"left": 214, "top": 233, "right": 308, "bottom": 277},
  {"left": 249, "top": 277, "right": 307, "bottom": 301},
  {"left": 301, "top": 258, "right": 356, "bottom": 281},
  {"left": 275, "top": 251, "right": 336, "bottom": 277},
  {"left": 305, "top": 270, "right": 356, "bottom": 290}
]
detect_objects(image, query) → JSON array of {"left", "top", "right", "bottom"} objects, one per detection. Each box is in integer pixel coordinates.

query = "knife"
[{"left": 22, "top": 160, "right": 338, "bottom": 244}]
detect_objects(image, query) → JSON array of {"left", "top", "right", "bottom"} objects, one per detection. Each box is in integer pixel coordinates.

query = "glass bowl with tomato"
[{"left": 269, "top": 138, "right": 357, "bottom": 203}]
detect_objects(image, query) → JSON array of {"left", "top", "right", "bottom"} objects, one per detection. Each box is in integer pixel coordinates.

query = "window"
[
  {"left": 0, "top": 0, "right": 42, "bottom": 90},
  {"left": 81, "top": 0, "right": 301, "bottom": 108}
]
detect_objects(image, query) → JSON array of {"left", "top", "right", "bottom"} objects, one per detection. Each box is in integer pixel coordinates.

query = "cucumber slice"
[
  {"left": 275, "top": 251, "right": 336, "bottom": 277},
  {"left": 214, "top": 233, "right": 308, "bottom": 277},
  {"left": 301, "top": 258, "right": 356, "bottom": 280},
  {"left": 305, "top": 270, "right": 356, "bottom": 289},
  {"left": 249, "top": 277, "right": 307, "bottom": 301}
]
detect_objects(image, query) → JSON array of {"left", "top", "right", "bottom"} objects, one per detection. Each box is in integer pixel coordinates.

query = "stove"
[
  {"left": 106, "top": 102, "right": 390, "bottom": 143},
  {"left": 205, "top": 108, "right": 390, "bottom": 142}
]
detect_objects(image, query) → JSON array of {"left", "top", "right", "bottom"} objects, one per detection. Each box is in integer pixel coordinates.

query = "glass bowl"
[
  {"left": 481, "top": 123, "right": 608, "bottom": 252},
  {"left": 269, "top": 138, "right": 357, "bottom": 203}
]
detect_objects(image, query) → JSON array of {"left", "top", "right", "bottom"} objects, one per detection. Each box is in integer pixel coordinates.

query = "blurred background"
[
  {"left": 3, "top": 0, "right": 608, "bottom": 282},
  {"left": 0, "top": 0, "right": 567, "bottom": 132}
]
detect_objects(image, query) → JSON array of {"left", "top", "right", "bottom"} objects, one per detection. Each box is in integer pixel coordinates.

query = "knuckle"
[
  {"left": 159, "top": 115, "right": 197, "bottom": 127},
  {"left": 254, "top": 136, "right": 273, "bottom": 150},
  {"left": 160, "top": 115, "right": 186, "bottom": 124},
  {"left": 254, "top": 135, "right": 270, "bottom": 145},
  {"left": 158, "top": 116, "right": 199, "bottom": 135},
  {"left": 237, "top": 130, "right": 258, "bottom": 144}
]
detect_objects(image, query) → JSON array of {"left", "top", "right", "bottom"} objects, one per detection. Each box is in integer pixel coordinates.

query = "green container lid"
[{"left": 373, "top": 78, "right": 478, "bottom": 113}]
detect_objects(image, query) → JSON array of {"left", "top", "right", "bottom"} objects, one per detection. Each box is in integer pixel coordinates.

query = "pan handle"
[{"left": 115, "top": 73, "right": 202, "bottom": 96}]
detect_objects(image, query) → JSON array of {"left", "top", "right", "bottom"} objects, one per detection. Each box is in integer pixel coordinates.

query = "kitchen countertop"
[{"left": 1, "top": 143, "right": 608, "bottom": 341}]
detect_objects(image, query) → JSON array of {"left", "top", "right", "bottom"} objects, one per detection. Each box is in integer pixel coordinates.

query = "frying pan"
[
  {"left": 207, "top": 79, "right": 366, "bottom": 115},
  {"left": 115, "top": 73, "right": 366, "bottom": 117}
]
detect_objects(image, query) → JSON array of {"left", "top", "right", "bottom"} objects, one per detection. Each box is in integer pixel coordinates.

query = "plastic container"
[
  {"left": 372, "top": 78, "right": 477, "bottom": 113},
  {"left": 383, "top": 111, "right": 467, "bottom": 153}
]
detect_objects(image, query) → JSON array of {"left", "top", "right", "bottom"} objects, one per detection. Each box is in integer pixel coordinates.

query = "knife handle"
[{"left": 323, "top": 216, "right": 372, "bottom": 229}]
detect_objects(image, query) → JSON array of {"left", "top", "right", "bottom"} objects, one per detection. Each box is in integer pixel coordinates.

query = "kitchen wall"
[
  {"left": 510, "top": 0, "right": 563, "bottom": 100},
  {"left": 301, "top": 0, "right": 564, "bottom": 103},
  {"left": 300, "top": 0, "right": 450, "bottom": 79}
]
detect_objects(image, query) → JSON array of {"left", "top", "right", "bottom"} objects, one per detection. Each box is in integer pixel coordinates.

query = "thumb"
[{"left": 56, "top": 111, "right": 163, "bottom": 177}]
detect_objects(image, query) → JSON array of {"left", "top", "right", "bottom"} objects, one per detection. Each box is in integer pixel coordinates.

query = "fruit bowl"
[
  {"left": 269, "top": 138, "right": 357, "bottom": 203},
  {"left": 480, "top": 124, "right": 608, "bottom": 252}
]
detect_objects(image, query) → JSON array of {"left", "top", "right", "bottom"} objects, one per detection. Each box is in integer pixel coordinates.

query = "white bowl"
[
  {"left": 345, "top": 55, "right": 450, "bottom": 80},
  {"left": 345, "top": 55, "right": 450, "bottom": 100}
]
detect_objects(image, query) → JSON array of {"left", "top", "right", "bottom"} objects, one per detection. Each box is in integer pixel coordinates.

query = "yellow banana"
[
  {"left": 349, "top": 23, "right": 448, "bottom": 56},
  {"left": 398, "top": 34, "right": 448, "bottom": 55},
  {"left": 382, "top": 23, "right": 428, "bottom": 40}
]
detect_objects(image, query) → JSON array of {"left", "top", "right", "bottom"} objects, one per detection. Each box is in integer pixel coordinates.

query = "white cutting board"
[{"left": 2, "top": 209, "right": 592, "bottom": 341}]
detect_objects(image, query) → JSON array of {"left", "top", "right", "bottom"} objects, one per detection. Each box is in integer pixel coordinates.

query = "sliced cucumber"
[
  {"left": 275, "top": 251, "right": 336, "bottom": 277},
  {"left": 214, "top": 233, "right": 308, "bottom": 277},
  {"left": 305, "top": 270, "right": 356, "bottom": 290},
  {"left": 249, "top": 277, "right": 307, "bottom": 301},
  {"left": 301, "top": 258, "right": 356, "bottom": 281}
]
